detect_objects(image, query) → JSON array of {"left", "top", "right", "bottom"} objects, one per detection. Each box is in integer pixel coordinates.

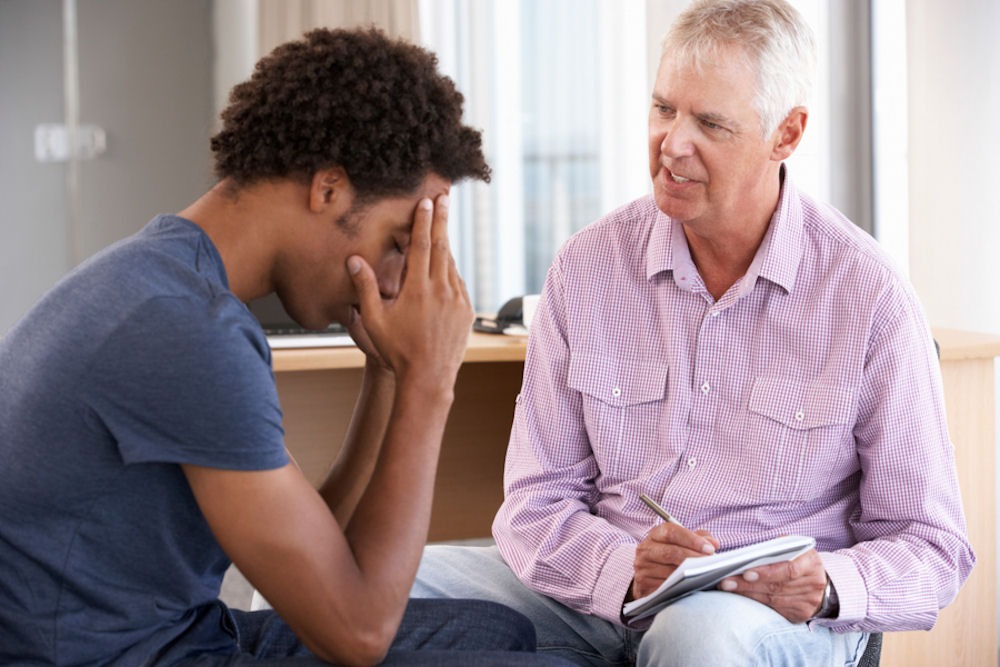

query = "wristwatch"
[{"left": 813, "top": 575, "right": 840, "bottom": 619}]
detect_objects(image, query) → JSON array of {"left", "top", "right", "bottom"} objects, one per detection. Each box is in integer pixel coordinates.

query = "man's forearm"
[
  {"left": 318, "top": 360, "right": 395, "bottom": 527},
  {"left": 342, "top": 376, "right": 454, "bottom": 594}
]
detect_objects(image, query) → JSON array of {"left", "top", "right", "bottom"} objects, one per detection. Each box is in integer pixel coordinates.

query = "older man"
[{"left": 412, "top": 1, "right": 974, "bottom": 665}]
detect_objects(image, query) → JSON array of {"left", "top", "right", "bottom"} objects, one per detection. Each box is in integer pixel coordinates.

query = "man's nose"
[
  {"left": 659, "top": 117, "right": 695, "bottom": 159},
  {"left": 377, "top": 260, "right": 405, "bottom": 299}
]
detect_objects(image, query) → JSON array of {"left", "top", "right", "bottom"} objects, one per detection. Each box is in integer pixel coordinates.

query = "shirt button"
[
  {"left": 700, "top": 381, "right": 711, "bottom": 394},
  {"left": 711, "top": 310, "right": 720, "bottom": 318},
  {"left": 687, "top": 457, "right": 697, "bottom": 468},
  {"left": 612, "top": 387, "right": 621, "bottom": 398},
  {"left": 795, "top": 410, "right": 805, "bottom": 422}
]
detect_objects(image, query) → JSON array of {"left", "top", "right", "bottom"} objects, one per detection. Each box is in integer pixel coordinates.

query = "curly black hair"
[{"left": 211, "top": 27, "right": 490, "bottom": 199}]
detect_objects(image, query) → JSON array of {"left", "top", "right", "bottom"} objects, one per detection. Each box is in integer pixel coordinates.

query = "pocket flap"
[
  {"left": 567, "top": 353, "right": 668, "bottom": 407},
  {"left": 748, "top": 377, "right": 854, "bottom": 430}
]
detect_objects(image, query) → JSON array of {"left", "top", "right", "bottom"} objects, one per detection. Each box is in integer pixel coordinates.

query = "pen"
[{"left": 639, "top": 493, "right": 686, "bottom": 529}]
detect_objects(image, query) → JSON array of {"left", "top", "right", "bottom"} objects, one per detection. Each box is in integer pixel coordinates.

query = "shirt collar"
[
  {"left": 757, "top": 165, "right": 804, "bottom": 294},
  {"left": 644, "top": 165, "right": 804, "bottom": 296},
  {"left": 646, "top": 207, "right": 673, "bottom": 280}
]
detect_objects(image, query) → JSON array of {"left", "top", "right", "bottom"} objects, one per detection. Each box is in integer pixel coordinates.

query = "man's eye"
[{"left": 394, "top": 240, "right": 406, "bottom": 254}]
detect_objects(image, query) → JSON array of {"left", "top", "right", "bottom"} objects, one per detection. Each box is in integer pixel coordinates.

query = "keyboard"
[{"left": 262, "top": 322, "right": 355, "bottom": 349}]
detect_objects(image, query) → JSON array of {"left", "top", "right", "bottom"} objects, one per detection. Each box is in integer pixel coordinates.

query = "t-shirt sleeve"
[{"left": 86, "top": 294, "right": 289, "bottom": 471}]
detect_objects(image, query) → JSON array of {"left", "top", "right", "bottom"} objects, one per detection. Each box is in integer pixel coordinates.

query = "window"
[
  {"left": 870, "top": 0, "right": 909, "bottom": 276},
  {"left": 420, "top": 0, "right": 648, "bottom": 311}
]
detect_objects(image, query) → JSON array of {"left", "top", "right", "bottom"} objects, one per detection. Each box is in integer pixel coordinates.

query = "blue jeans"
[
  {"left": 412, "top": 545, "right": 871, "bottom": 666},
  {"left": 178, "top": 598, "right": 572, "bottom": 665}
]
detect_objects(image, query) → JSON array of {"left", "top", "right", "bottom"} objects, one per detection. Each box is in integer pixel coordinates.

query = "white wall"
[
  {"left": 0, "top": 0, "right": 72, "bottom": 333},
  {"left": 0, "top": 0, "right": 214, "bottom": 334},
  {"left": 905, "top": 2, "right": 1000, "bottom": 652},
  {"left": 907, "top": 0, "right": 1000, "bottom": 336}
]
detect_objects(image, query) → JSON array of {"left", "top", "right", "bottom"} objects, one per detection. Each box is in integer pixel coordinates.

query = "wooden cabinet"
[{"left": 880, "top": 329, "right": 1000, "bottom": 667}]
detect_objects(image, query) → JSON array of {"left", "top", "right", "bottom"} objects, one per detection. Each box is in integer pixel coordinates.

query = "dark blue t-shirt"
[{"left": 0, "top": 216, "right": 289, "bottom": 665}]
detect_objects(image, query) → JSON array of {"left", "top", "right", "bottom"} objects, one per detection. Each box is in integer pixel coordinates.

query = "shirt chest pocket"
[
  {"left": 567, "top": 355, "right": 670, "bottom": 486},
  {"left": 744, "top": 376, "right": 856, "bottom": 502}
]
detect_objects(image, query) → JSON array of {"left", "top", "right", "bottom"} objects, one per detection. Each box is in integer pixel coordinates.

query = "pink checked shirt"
[{"left": 493, "top": 172, "right": 974, "bottom": 632}]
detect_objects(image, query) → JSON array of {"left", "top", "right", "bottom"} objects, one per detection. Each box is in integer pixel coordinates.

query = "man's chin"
[{"left": 653, "top": 193, "right": 697, "bottom": 222}]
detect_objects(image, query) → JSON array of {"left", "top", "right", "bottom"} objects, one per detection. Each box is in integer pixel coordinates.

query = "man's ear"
[
  {"left": 771, "top": 107, "right": 808, "bottom": 161},
  {"left": 308, "top": 167, "right": 350, "bottom": 213}
]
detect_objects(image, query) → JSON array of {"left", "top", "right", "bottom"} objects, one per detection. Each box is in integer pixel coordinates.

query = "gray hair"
[{"left": 661, "top": 0, "right": 816, "bottom": 137}]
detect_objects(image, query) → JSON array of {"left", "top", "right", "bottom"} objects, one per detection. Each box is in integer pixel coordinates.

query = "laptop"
[{"left": 246, "top": 293, "right": 354, "bottom": 349}]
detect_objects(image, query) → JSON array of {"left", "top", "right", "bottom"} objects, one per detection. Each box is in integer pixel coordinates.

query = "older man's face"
[{"left": 647, "top": 45, "right": 784, "bottom": 235}]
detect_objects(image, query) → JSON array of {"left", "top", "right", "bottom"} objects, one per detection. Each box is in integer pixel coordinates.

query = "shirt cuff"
[
  {"left": 813, "top": 551, "right": 866, "bottom": 627},
  {"left": 593, "top": 541, "right": 638, "bottom": 624}
]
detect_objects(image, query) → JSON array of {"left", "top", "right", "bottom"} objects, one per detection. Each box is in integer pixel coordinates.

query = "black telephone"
[{"left": 474, "top": 296, "right": 525, "bottom": 334}]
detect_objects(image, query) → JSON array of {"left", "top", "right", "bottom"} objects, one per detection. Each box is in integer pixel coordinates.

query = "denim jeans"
[
  {"left": 178, "top": 598, "right": 572, "bottom": 666},
  {"left": 411, "top": 545, "right": 870, "bottom": 667}
]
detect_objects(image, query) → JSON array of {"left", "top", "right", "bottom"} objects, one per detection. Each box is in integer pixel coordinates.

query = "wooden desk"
[
  {"left": 274, "top": 328, "right": 999, "bottom": 663},
  {"left": 274, "top": 332, "right": 528, "bottom": 542}
]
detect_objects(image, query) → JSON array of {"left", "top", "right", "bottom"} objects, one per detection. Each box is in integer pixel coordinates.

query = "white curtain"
[
  {"left": 258, "top": 0, "right": 420, "bottom": 55},
  {"left": 420, "top": 0, "right": 649, "bottom": 311}
]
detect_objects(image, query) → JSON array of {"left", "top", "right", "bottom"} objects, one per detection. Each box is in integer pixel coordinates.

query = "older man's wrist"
[{"left": 812, "top": 575, "right": 840, "bottom": 619}]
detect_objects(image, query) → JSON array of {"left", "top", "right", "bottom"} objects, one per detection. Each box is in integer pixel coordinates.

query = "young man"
[
  {"left": 413, "top": 1, "right": 974, "bottom": 665},
  {"left": 0, "top": 28, "right": 565, "bottom": 666}
]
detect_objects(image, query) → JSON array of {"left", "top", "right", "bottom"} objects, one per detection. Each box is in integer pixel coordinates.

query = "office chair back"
[{"left": 859, "top": 632, "right": 882, "bottom": 666}]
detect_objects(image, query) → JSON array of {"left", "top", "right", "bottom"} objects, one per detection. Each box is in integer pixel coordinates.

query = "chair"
[{"left": 859, "top": 632, "right": 882, "bottom": 666}]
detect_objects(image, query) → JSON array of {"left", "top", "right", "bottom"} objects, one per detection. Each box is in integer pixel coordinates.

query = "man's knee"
[
  {"left": 636, "top": 592, "right": 864, "bottom": 667},
  {"left": 636, "top": 592, "right": 801, "bottom": 666},
  {"left": 399, "top": 598, "right": 537, "bottom": 652},
  {"left": 638, "top": 595, "right": 735, "bottom": 664},
  {"left": 412, "top": 545, "right": 512, "bottom": 599}
]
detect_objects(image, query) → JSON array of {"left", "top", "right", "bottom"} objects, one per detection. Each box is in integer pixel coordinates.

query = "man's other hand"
[{"left": 718, "top": 548, "right": 827, "bottom": 623}]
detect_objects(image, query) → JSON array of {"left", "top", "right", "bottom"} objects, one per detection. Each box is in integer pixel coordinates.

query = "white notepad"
[{"left": 622, "top": 534, "right": 816, "bottom": 624}]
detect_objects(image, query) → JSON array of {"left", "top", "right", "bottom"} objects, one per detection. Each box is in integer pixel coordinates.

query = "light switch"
[{"left": 34, "top": 123, "right": 106, "bottom": 162}]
